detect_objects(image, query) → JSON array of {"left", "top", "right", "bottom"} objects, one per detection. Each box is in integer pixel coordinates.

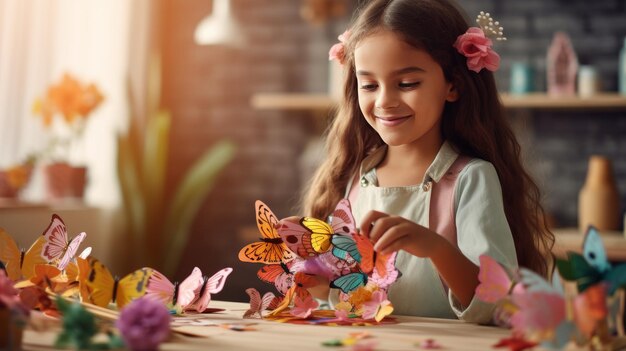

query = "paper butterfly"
[
  {"left": 367, "top": 251, "right": 401, "bottom": 291},
  {"left": 277, "top": 199, "right": 356, "bottom": 258},
  {"left": 511, "top": 267, "right": 608, "bottom": 348},
  {"left": 361, "top": 290, "right": 394, "bottom": 322},
  {"left": 257, "top": 262, "right": 294, "bottom": 295},
  {"left": 238, "top": 200, "right": 296, "bottom": 264},
  {"left": 0, "top": 229, "right": 48, "bottom": 281},
  {"left": 185, "top": 267, "right": 233, "bottom": 313},
  {"left": 40, "top": 214, "right": 87, "bottom": 270},
  {"left": 557, "top": 225, "right": 626, "bottom": 295},
  {"left": 145, "top": 267, "right": 204, "bottom": 311},
  {"left": 330, "top": 271, "right": 368, "bottom": 294},
  {"left": 476, "top": 255, "right": 523, "bottom": 303},
  {"left": 290, "top": 293, "right": 318, "bottom": 318},
  {"left": 243, "top": 287, "right": 276, "bottom": 318},
  {"left": 86, "top": 259, "right": 154, "bottom": 309}
]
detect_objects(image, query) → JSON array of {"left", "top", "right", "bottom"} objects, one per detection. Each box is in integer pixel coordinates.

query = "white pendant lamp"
[{"left": 194, "top": 0, "right": 245, "bottom": 47}]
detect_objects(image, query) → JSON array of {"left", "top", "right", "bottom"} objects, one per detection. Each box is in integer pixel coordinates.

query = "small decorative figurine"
[{"left": 546, "top": 32, "right": 578, "bottom": 96}]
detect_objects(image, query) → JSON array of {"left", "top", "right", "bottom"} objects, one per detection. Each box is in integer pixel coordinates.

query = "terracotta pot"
[
  {"left": 578, "top": 156, "right": 621, "bottom": 232},
  {"left": 44, "top": 162, "right": 87, "bottom": 199},
  {"left": 0, "top": 308, "right": 23, "bottom": 350},
  {"left": 0, "top": 171, "right": 19, "bottom": 198},
  {"left": 0, "top": 165, "right": 33, "bottom": 198}
]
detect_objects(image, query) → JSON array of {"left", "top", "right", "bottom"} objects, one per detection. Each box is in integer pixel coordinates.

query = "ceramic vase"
[{"left": 578, "top": 156, "right": 621, "bottom": 232}]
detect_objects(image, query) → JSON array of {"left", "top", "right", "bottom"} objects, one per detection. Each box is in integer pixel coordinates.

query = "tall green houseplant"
[{"left": 118, "top": 111, "right": 235, "bottom": 276}]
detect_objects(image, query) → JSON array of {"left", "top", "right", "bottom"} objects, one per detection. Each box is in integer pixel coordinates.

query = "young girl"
[{"left": 301, "top": 0, "right": 554, "bottom": 323}]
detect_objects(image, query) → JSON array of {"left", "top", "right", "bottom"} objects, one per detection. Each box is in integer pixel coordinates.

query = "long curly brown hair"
[{"left": 302, "top": 0, "right": 554, "bottom": 276}]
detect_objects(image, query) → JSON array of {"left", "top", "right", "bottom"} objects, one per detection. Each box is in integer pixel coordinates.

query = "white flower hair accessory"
[{"left": 453, "top": 11, "right": 506, "bottom": 73}]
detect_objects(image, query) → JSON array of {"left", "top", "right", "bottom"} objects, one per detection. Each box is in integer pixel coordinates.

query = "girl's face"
[{"left": 354, "top": 30, "right": 457, "bottom": 148}]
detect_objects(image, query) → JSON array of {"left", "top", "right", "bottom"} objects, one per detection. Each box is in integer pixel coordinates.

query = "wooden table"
[{"left": 22, "top": 301, "right": 514, "bottom": 351}]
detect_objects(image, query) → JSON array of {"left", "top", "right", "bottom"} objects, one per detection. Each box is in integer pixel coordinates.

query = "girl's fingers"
[
  {"left": 359, "top": 210, "right": 389, "bottom": 238},
  {"left": 369, "top": 216, "right": 401, "bottom": 243},
  {"left": 373, "top": 225, "right": 409, "bottom": 254}
]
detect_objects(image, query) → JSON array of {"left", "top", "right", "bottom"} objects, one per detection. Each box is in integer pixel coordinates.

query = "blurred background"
[{"left": 0, "top": 0, "right": 625, "bottom": 302}]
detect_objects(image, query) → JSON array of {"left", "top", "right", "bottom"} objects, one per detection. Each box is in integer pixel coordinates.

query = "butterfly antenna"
[
  {"left": 172, "top": 281, "right": 180, "bottom": 306},
  {"left": 112, "top": 277, "right": 120, "bottom": 303}
]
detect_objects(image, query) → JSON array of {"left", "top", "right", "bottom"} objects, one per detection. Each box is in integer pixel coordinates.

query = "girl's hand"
[{"left": 359, "top": 210, "right": 444, "bottom": 258}]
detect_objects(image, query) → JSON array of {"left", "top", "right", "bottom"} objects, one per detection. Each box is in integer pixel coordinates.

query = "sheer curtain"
[{"left": 0, "top": 0, "right": 138, "bottom": 207}]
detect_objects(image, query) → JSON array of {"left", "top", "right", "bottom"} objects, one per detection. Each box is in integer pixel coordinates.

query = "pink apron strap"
[{"left": 429, "top": 156, "right": 470, "bottom": 249}]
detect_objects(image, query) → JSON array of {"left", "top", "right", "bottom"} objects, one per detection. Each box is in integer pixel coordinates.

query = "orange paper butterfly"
[{"left": 238, "top": 200, "right": 295, "bottom": 264}]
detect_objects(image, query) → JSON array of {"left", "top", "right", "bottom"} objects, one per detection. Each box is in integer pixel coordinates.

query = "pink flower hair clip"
[
  {"left": 454, "top": 11, "right": 507, "bottom": 73},
  {"left": 329, "top": 30, "right": 351, "bottom": 65}
]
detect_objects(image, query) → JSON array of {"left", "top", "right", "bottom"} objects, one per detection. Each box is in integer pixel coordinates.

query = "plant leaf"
[{"left": 161, "top": 140, "right": 236, "bottom": 276}]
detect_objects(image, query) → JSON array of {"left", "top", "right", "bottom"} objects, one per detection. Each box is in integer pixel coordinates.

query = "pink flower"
[
  {"left": 328, "top": 30, "right": 351, "bottom": 65},
  {"left": 0, "top": 270, "right": 29, "bottom": 316},
  {"left": 116, "top": 297, "right": 171, "bottom": 351},
  {"left": 361, "top": 290, "right": 393, "bottom": 322},
  {"left": 290, "top": 294, "right": 318, "bottom": 319},
  {"left": 453, "top": 27, "right": 500, "bottom": 73}
]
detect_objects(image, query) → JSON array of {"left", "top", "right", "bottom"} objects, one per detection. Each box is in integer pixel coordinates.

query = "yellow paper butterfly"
[
  {"left": 0, "top": 229, "right": 48, "bottom": 281},
  {"left": 85, "top": 259, "right": 153, "bottom": 309},
  {"left": 300, "top": 217, "right": 334, "bottom": 253}
]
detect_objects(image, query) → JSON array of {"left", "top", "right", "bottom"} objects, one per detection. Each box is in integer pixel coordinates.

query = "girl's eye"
[
  {"left": 360, "top": 83, "right": 378, "bottom": 91},
  {"left": 399, "top": 81, "right": 420, "bottom": 88}
]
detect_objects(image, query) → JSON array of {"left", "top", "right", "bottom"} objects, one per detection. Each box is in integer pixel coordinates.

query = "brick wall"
[{"left": 160, "top": 0, "right": 626, "bottom": 301}]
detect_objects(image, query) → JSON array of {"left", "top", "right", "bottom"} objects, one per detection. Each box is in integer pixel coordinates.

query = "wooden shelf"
[
  {"left": 251, "top": 92, "right": 626, "bottom": 111},
  {"left": 553, "top": 227, "right": 626, "bottom": 261}
]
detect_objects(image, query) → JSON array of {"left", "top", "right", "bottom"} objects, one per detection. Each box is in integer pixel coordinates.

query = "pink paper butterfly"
[
  {"left": 367, "top": 251, "right": 400, "bottom": 291},
  {"left": 243, "top": 288, "right": 276, "bottom": 319},
  {"left": 277, "top": 199, "right": 356, "bottom": 259},
  {"left": 145, "top": 267, "right": 203, "bottom": 310},
  {"left": 185, "top": 267, "right": 233, "bottom": 313},
  {"left": 290, "top": 293, "right": 318, "bottom": 319},
  {"left": 361, "top": 290, "right": 394, "bottom": 322},
  {"left": 475, "top": 255, "right": 522, "bottom": 303},
  {"left": 41, "top": 214, "right": 87, "bottom": 270}
]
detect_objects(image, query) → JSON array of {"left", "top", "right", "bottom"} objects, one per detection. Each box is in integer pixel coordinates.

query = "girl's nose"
[{"left": 375, "top": 87, "right": 399, "bottom": 109}]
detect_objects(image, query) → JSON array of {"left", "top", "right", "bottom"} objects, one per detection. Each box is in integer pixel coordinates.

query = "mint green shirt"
[{"left": 337, "top": 141, "right": 518, "bottom": 323}]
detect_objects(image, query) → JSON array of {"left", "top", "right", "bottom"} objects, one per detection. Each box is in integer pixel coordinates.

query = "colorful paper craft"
[
  {"left": 0, "top": 229, "right": 49, "bottom": 281},
  {"left": 41, "top": 214, "right": 87, "bottom": 270},
  {"left": 238, "top": 200, "right": 295, "bottom": 264}
]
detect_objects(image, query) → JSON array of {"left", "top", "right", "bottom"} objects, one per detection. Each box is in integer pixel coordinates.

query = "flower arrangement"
[
  {"left": 32, "top": 73, "right": 104, "bottom": 163},
  {"left": 0, "top": 161, "right": 34, "bottom": 198}
]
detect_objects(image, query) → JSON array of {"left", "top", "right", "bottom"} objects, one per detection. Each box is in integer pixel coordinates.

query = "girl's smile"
[{"left": 354, "top": 30, "right": 458, "bottom": 148}]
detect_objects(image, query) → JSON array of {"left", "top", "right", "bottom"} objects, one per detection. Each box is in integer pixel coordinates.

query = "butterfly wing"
[
  {"left": 276, "top": 220, "right": 317, "bottom": 258},
  {"left": 21, "top": 236, "right": 49, "bottom": 281},
  {"left": 331, "top": 235, "right": 360, "bottom": 262},
  {"left": 41, "top": 214, "right": 68, "bottom": 261},
  {"left": 330, "top": 272, "right": 367, "bottom": 294},
  {"left": 238, "top": 201, "right": 295, "bottom": 264},
  {"left": 258, "top": 263, "right": 293, "bottom": 294},
  {"left": 582, "top": 226, "right": 611, "bottom": 273},
  {"left": 330, "top": 199, "right": 357, "bottom": 236},
  {"left": 475, "top": 255, "right": 514, "bottom": 303},
  {"left": 145, "top": 269, "right": 175, "bottom": 305},
  {"left": 555, "top": 252, "right": 603, "bottom": 292},
  {"left": 510, "top": 290, "right": 566, "bottom": 336},
  {"left": 368, "top": 252, "right": 401, "bottom": 291},
  {"left": 352, "top": 234, "right": 375, "bottom": 275},
  {"left": 0, "top": 229, "right": 21, "bottom": 281},
  {"left": 187, "top": 267, "right": 233, "bottom": 312},
  {"left": 116, "top": 268, "right": 154, "bottom": 309},
  {"left": 174, "top": 267, "right": 204, "bottom": 309},
  {"left": 301, "top": 217, "right": 334, "bottom": 253},
  {"left": 57, "top": 232, "right": 86, "bottom": 270},
  {"left": 85, "top": 259, "right": 115, "bottom": 307},
  {"left": 75, "top": 256, "right": 93, "bottom": 302},
  {"left": 243, "top": 288, "right": 262, "bottom": 318}
]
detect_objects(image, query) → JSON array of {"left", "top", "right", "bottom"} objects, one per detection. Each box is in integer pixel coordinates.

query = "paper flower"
[
  {"left": 453, "top": 27, "right": 500, "bottom": 73},
  {"left": 0, "top": 270, "right": 29, "bottom": 317},
  {"left": 328, "top": 30, "right": 351, "bottom": 65},
  {"left": 290, "top": 294, "right": 318, "bottom": 319},
  {"left": 361, "top": 290, "right": 393, "bottom": 322},
  {"left": 116, "top": 297, "right": 171, "bottom": 351},
  {"left": 31, "top": 73, "right": 105, "bottom": 163}
]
